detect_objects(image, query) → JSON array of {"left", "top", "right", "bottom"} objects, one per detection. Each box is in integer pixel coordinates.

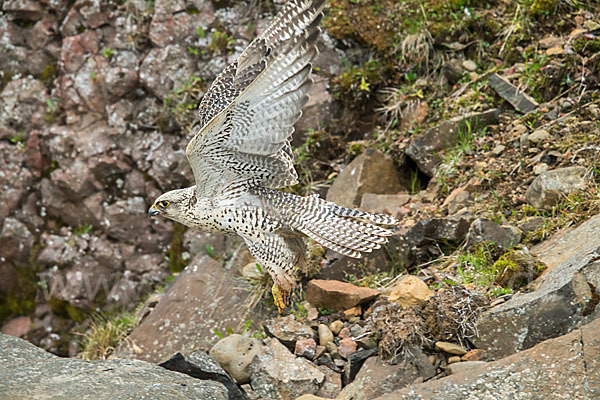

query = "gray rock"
[
  {"left": 263, "top": 315, "right": 315, "bottom": 349},
  {"left": 0, "top": 333, "right": 228, "bottom": 399},
  {"left": 250, "top": 338, "right": 325, "bottom": 399},
  {"left": 0, "top": 218, "right": 34, "bottom": 266},
  {"left": 526, "top": 167, "right": 589, "bottom": 209},
  {"left": 339, "top": 346, "right": 436, "bottom": 400},
  {"left": 405, "top": 212, "right": 475, "bottom": 247},
  {"left": 139, "top": 44, "right": 195, "bottom": 99},
  {"left": 446, "top": 360, "right": 486, "bottom": 375},
  {"left": 159, "top": 351, "right": 248, "bottom": 400},
  {"left": 465, "top": 218, "right": 522, "bottom": 250},
  {"left": 326, "top": 150, "right": 404, "bottom": 208},
  {"left": 318, "top": 324, "right": 334, "bottom": 347},
  {"left": 489, "top": 73, "right": 539, "bottom": 114},
  {"left": 117, "top": 256, "right": 267, "bottom": 363},
  {"left": 373, "top": 317, "right": 600, "bottom": 400},
  {"left": 473, "top": 213, "right": 600, "bottom": 359},
  {"left": 405, "top": 109, "right": 499, "bottom": 176},
  {"left": 209, "top": 334, "right": 264, "bottom": 385}
]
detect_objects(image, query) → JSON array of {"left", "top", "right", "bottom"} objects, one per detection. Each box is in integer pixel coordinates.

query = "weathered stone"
[
  {"left": 140, "top": 44, "right": 195, "bottom": 99},
  {"left": 360, "top": 193, "right": 411, "bottom": 219},
  {"left": 443, "top": 187, "right": 473, "bottom": 215},
  {"left": 461, "top": 349, "right": 487, "bottom": 361},
  {"left": 306, "top": 280, "right": 380, "bottom": 311},
  {"left": 489, "top": 73, "right": 539, "bottom": 114},
  {"left": 316, "top": 364, "right": 342, "bottom": 399},
  {"left": 0, "top": 333, "right": 228, "bottom": 399},
  {"left": 326, "top": 150, "right": 403, "bottom": 208},
  {"left": 373, "top": 318, "right": 600, "bottom": 400},
  {"left": 318, "top": 324, "right": 334, "bottom": 347},
  {"left": 0, "top": 217, "right": 34, "bottom": 265},
  {"left": 338, "top": 338, "right": 358, "bottom": 359},
  {"left": 526, "top": 167, "right": 589, "bottom": 209},
  {"left": 404, "top": 212, "right": 475, "bottom": 247},
  {"left": 388, "top": 275, "right": 433, "bottom": 307},
  {"left": 159, "top": 351, "right": 248, "bottom": 400},
  {"left": 250, "top": 338, "right": 325, "bottom": 399},
  {"left": 473, "top": 213, "right": 600, "bottom": 359},
  {"left": 465, "top": 218, "right": 522, "bottom": 250},
  {"left": 295, "top": 338, "right": 318, "bottom": 359},
  {"left": 434, "top": 341, "right": 467, "bottom": 355},
  {"left": 117, "top": 256, "right": 266, "bottom": 363},
  {"left": 528, "top": 128, "right": 550, "bottom": 144},
  {"left": 446, "top": 360, "right": 486, "bottom": 375},
  {"left": 263, "top": 315, "right": 315, "bottom": 349},
  {"left": 1, "top": 316, "right": 31, "bottom": 338},
  {"left": 341, "top": 347, "right": 378, "bottom": 386},
  {"left": 329, "top": 320, "right": 344, "bottom": 336},
  {"left": 405, "top": 109, "right": 499, "bottom": 176},
  {"left": 339, "top": 346, "right": 436, "bottom": 400}
]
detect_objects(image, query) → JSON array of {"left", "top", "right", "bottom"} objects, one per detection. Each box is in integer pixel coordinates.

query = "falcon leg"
[{"left": 271, "top": 283, "right": 293, "bottom": 314}]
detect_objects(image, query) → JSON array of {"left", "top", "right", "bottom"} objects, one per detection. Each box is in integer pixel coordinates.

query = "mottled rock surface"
[
  {"left": 526, "top": 167, "right": 589, "bottom": 209},
  {"left": 306, "top": 280, "right": 380, "bottom": 311},
  {"left": 0, "top": 333, "right": 228, "bottom": 400}
]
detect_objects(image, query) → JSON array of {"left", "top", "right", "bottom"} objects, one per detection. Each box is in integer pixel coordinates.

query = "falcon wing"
[{"left": 186, "top": 0, "right": 324, "bottom": 200}]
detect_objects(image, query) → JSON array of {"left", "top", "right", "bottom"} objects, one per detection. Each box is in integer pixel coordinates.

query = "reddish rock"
[
  {"left": 306, "top": 280, "right": 380, "bottom": 312},
  {"left": 59, "top": 30, "right": 99, "bottom": 73},
  {"left": 388, "top": 275, "right": 433, "bottom": 307},
  {"left": 343, "top": 306, "right": 362, "bottom": 318},
  {"left": 1, "top": 316, "right": 31, "bottom": 338},
  {"left": 338, "top": 327, "right": 351, "bottom": 339},
  {"left": 295, "top": 338, "right": 318, "bottom": 360},
  {"left": 461, "top": 349, "right": 488, "bottom": 362},
  {"left": 338, "top": 338, "right": 358, "bottom": 359},
  {"left": 263, "top": 315, "right": 315, "bottom": 349}
]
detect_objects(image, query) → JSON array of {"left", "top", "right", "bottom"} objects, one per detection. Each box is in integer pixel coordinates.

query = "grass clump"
[{"left": 77, "top": 311, "right": 137, "bottom": 360}]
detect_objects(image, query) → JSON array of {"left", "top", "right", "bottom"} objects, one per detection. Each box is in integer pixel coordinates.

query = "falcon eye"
[{"left": 159, "top": 200, "right": 170, "bottom": 208}]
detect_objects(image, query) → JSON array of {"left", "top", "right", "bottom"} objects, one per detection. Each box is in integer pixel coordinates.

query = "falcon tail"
[{"left": 284, "top": 193, "right": 398, "bottom": 258}]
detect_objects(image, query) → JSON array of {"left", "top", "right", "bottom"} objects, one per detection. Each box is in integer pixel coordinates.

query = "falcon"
[{"left": 149, "top": 0, "right": 398, "bottom": 313}]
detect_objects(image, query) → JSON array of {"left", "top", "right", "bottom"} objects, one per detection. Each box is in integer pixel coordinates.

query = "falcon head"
[{"left": 148, "top": 187, "right": 194, "bottom": 222}]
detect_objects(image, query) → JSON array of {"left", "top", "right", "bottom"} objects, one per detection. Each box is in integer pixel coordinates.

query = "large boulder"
[
  {"left": 473, "top": 213, "right": 600, "bottom": 359},
  {"left": 0, "top": 333, "right": 228, "bottom": 399},
  {"left": 326, "top": 150, "right": 403, "bottom": 208},
  {"left": 116, "top": 255, "right": 267, "bottom": 363}
]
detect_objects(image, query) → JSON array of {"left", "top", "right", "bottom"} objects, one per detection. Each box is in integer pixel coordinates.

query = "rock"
[
  {"left": 0, "top": 217, "right": 34, "bottom": 266},
  {"left": 388, "top": 275, "right": 433, "bottom": 307},
  {"left": 316, "top": 365, "right": 342, "bottom": 398},
  {"left": 339, "top": 346, "right": 436, "bottom": 400},
  {"left": 330, "top": 320, "right": 344, "bottom": 336},
  {"left": 461, "top": 349, "right": 487, "bottom": 361},
  {"left": 338, "top": 327, "right": 351, "bottom": 339},
  {"left": 306, "top": 280, "right": 380, "bottom": 311},
  {"left": 528, "top": 128, "right": 550, "bottom": 144},
  {"left": 434, "top": 341, "right": 467, "bottom": 356},
  {"left": 493, "top": 249, "right": 546, "bottom": 289},
  {"left": 360, "top": 193, "right": 411, "bottom": 219},
  {"left": 404, "top": 212, "right": 475, "bottom": 247},
  {"left": 443, "top": 187, "right": 473, "bottom": 215},
  {"left": 159, "top": 352, "right": 248, "bottom": 400},
  {"left": 263, "top": 315, "right": 315, "bottom": 349},
  {"left": 343, "top": 306, "right": 362, "bottom": 318},
  {"left": 209, "top": 334, "right": 264, "bottom": 385},
  {"left": 338, "top": 338, "right": 358, "bottom": 359},
  {"left": 1, "top": 316, "right": 31, "bottom": 338},
  {"left": 447, "top": 356, "right": 461, "bottom": 364},
  {"left": 117, "top": 256, "right": 267, "bottom": 363},
  {"left": 491, "top": 144, "right": 506, "bottom": 156},
  {"left": 526, "top": 167, "right": 589, "bottom": 209},
  {"left": 341, "top": 347, "right": 378, "bottom": 386},
  {"left": 250, "top": 338, "right": 325, "bottom": 399},
  {"left": 405, "top": 109, "right": 499, "bottom": 176},
  {"left": 533, "top": 163, "right": 549, "bottom": 175},
  {"left": 372, "top": 317, "right": 600, "bottom": 400},
  {"left": 295, "top": 338, "right": 318, "bottom": 359},
  {"left": 461, "top": 60, "right": 477, "bottom": 72},
  {"left": 446, "top": 360, "right": 486, "bottom": 375},
  {"left": 0, "top": 334, "right": 228, "bottom": 399},
  {"left": 326, "top": 342, "right": 339, "bottom": 359},
  {"left": 519, "top": 216, "right": 545, "bottom": 233},
  {"left": 473, "top": 213, "right": 600, "bottom": 359},
  {"left": 489, "top": 73, "right": 539, "bottom": 114},
  {"left": 326, "top": 150, "right": 403, "bottom": 208},
  {"left": 318, "top": 324, "right": 334, "bottom": 347},
  {"left": 465, "top": 218, "right": 522, "bottom": 250},
  {"left": 139, "top": 44, "right": 195, "bottom": 99}
]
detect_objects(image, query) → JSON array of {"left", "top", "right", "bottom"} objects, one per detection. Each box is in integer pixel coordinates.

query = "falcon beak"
[{"left": 148, "top": 205, "right": 159, "bottom": 217}]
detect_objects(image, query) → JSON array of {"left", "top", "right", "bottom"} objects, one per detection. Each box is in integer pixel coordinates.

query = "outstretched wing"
[{"left": 186, "top": 0, "right": 324, "bottom": 200}]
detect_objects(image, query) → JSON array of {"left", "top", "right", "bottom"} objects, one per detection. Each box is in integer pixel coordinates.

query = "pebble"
[
  {"left": 435, "top": 341, "right": 467, "bottom": 356},
  {"left": 326, "top": 342, "right": 339, "bottom": 359},
  {"left": 318, "top": 324, "right": 334, "bottom": 347},
  {"left": 294, "top": 338, "right": 317, "bottom": 359},
  {"left": 338, "top": 327, "right": 351, "bottom": 339},
  {"left": 329, "top": 320, "right": 344, "bottom": 336},
  {"left": 462, "top": 60, "right": 477, "bottom": 72},
  {"left": 528, "top": 129, "right": 550, "bottom": 144},
  {"left": 533, "top": 163, "right": 549, "bottom": 175},
  {"left": 343, "top": 306, "right": 362, "bottom": 318},
  {"left": 461, "top": 349, "right": 488, "bottom": 362},
  {"left": 491, "top": 144, "right": 506, "bottom": 156},
  {"left": 338, "top": 338, "right": 357, "bottom": 359},
  {"left": 448, "top": 356, "right": 462, "bottom": 364}
]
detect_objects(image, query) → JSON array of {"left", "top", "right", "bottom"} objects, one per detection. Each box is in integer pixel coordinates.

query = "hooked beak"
[{"left": 148, "top": 204, "right": 159, "bottom": 217}]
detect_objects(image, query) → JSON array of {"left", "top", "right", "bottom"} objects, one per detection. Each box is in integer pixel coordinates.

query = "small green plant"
[
  {"left": 205, "top": 244, "right": 215, "bottom": 258},
  {"left": 103, "top": 48, "right": 115, "bottom": 59},
  {"left": 196, "top": 26, "right": 206, "bottom": 38},
  {"left": 74, "top": 223, "right": 93, "bottom": 236},
  {"left": 9, "top": 131, "right": 24, "bottom": 149},
  {"left": 208, "top": 30, "right": 235, "bottom": 55},
  {"left": 318, "top": 306, "right": 335, "bottom": 315}
]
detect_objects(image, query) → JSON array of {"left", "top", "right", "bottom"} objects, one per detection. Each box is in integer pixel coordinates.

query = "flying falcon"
[{"left": 149, "top": 0, "right": 398, "bottom": 313}]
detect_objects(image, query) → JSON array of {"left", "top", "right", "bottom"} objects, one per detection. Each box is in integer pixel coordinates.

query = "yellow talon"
[{"left": 272, "top": 283, "right": 292, "bottom": 314}]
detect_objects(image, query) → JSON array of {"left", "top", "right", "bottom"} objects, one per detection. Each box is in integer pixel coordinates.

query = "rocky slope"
[{"left": 1, "top": 0, "right": 600, "bottom": 399}]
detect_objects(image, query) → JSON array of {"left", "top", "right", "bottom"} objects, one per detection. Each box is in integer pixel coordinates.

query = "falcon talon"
[{"left": 149, "top": 0, "right": 399, "bottom": 313}]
